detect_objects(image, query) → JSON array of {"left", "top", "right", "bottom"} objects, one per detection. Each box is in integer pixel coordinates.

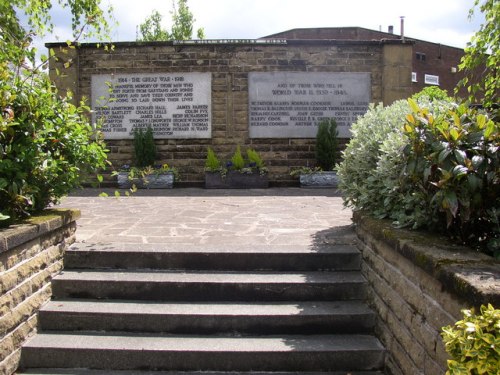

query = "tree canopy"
[
  {"left": 1, "top": 1, "right": 113, "bottom": 222},
  {"left": 458, "top": 0, "right": 499, "bottom": 109},
  {"left": 137, "top": 0, "right": 205, "bottom": 42}
]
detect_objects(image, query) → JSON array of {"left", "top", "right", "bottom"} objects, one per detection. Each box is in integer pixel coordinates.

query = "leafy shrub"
[
  {"left": 315, "top": 118, "right": 338, "bottom": 170},
  {"left": 0, "top": 72, "right": 108, "bottom": 222},
  {"left": 441, "top": 304, "right": 500, "bottom": 375},
  {"left": 403, "top": 99, "right": 499, "bottom": 254},
  {"left": 133, "top": 126, "right": 156, "bottom": 168},
  {"left": 205, "top": 147, "right": 221, "bottom": 172},
  {"left": 337, "top": 100, "right": 413, "bottom": 215},
  {"left": 412, "top": 86, "right": 453, "bottom": 102},
  {"left": 337, "top": 92, "right": 500, "bottom": 256},
  {"left": 230, "top": 145, "right": 245, "bottom": 171}
]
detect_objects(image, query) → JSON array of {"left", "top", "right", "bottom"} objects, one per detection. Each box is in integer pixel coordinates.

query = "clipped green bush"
[
  {"left": 0, "top": 71, "right": 108, "bottom": 222},
  {"left": 205, "top": 147, "right": 222, "bottom": 172},
  {"left": 315, "top": 118, "right": 338, "bottom": 170},
  {"left": 247, "top": 148, "right": 265, "bottom": 169},
  {"left": 230, "top": 145, "right": 245, "bottom": 171},
  {"left": 441, "top": 304, "right": 500, "bottom": 375},
  {"left": 133, "top": 126, "right": 156, "bottom": 168}
]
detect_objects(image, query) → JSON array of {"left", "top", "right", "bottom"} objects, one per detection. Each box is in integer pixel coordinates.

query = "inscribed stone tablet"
[
  {"left": 248, "top": 72, "right": 370, "bottom": 138},
  {"left": 91, "top": 73, "right": 211, "bottom": 139}
]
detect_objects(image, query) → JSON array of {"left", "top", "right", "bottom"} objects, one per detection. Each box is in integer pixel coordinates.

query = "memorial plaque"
[
  {"left": 249, "top": 72, "right": 370, "bottom": 138},
  {"left": 91, "top": 72, "right": 211, "bottom": 139}
]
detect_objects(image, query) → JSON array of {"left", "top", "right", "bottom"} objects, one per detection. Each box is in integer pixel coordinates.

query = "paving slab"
[{"left": 56, "top": 188, "right": 353, "bottom": 247}]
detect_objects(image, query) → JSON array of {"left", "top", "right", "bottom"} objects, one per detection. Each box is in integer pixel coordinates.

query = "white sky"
[{"left": 31, "top": 0, "right": 484, "bottom": 51}]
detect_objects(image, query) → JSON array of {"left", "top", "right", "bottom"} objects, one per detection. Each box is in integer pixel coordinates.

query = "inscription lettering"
[
  {"left": 91, "top": 73, "right": 211, "bottom": 139},
  {"left": 248, "top": 72, "right": 370, "bottom": 138}
]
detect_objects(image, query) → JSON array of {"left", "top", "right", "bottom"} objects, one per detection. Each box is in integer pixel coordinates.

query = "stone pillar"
[{"left": 382, "top": 43, "right": 413, "bottom": 105}]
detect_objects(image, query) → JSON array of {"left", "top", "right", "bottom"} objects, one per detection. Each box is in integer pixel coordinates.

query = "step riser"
[
  {"left": 64, "top": 251, "right": 361, "bottom": 271},
  {"left": 52, "top": 280, "right": 367, "bottom": 301},
  {"left": 38, "top": 311, "right": 376, "bottom": 334},
  {"left": 21, "top": 348, "right": 384, "bottom": 372}
]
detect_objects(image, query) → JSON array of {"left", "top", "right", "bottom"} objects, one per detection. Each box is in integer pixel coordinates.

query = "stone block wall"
[
  {"left": 354, "top": 213, "right": 499, "bottom": 375},
  {"left": 48, "top": 40, "right": 412, "bottom": 186},
  {"left": 0, "top": 210, "right": 80, "bottom": 375}
]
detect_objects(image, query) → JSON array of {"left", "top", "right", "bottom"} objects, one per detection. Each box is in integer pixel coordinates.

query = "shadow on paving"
[{"left": 69, "top": 187, "right": 343, "bottom": 198}]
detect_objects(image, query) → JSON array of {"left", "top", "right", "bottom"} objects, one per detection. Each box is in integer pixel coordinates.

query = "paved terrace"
[{"left": 57, "top": 188, "right": 353, "bottom": 247}]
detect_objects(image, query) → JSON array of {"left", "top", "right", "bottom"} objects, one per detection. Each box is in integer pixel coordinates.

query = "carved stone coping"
[{"left": 353, "top": 212, "right": 500, "bottom": 308}]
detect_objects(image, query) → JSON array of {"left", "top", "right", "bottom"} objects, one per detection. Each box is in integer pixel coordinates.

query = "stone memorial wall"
[
  {"left": 48, "top": 39, "right": 412, "bottom": 185},
  {"left": 91, "top": 72, "right": 211, "bottom": 139},
  {"left": 248, "top": 72, "right": 370, "bottom": 138}
]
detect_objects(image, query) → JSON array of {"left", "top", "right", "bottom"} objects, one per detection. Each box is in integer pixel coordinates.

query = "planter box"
[
  {"left": 300, "top": 171, "right": 338, "bottom": 188},
  {"left": 117, "top": 172, "right": 174, "bottom": 189},
  {"left": 205, "top": 171, "right": 269, "bottom": 189}
]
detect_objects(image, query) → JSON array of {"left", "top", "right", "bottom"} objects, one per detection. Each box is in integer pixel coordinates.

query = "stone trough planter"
[
  {"left": 299, "top": 171, "right": 338, "bottom": 188},
  {"left": 117, "top": 171, "right": 174, "bottom": 189},
  {"left": 205, "top": 171, "right": 269, "bottom": 189}
]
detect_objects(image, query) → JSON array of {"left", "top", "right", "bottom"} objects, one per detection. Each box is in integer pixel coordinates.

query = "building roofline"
[
  {"left": 264, "top": 26, "right": 466, "bottom": 51},
  {"left": 45, "top": 37, "right": 412, "bottom": 49}
]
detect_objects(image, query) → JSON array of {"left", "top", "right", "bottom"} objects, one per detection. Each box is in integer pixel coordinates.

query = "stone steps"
[
  {"left": 38, "top": 299, "right": 376, "bottom": 334},
  {"left": 64, "top": 243, "right": 361, "bottom": 271},
  {"left": 21, "top": 333, "right": 384, "bottom": 372},
  {"left": 51, "top": 269, "right": 366, "bottom": 301},
  {"left": 19, "top": 237, "right": 385, "bottom": 373}
]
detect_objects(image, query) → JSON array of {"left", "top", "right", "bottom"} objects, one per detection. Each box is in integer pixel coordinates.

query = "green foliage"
[
  {"left": 337, "top": 100, "right": 413, "bottom": 214},
  {"left": 133, "top": 127, "right": 156, "bottom": 168},
  {"left": 403, "top": 99, "right": 499, "bottom": 255},
  {"left": 412, "top": 87, "right": 453, "bottom": 102},
  {"left": 231, "top": 145, "right": 245, "bottom": 171},
  {"left": 315, "top": 118, "right": 338, "bottom": 171},
  {"left": 171, "top": 0, "right": 205, "bottom": 40},
  {"left": 127, "top": 164, "right": 179, "bottom": 182},
  {"left": 205, "top": 147, "right": 221, "bottom": 172},
  {"left": 206, "top": 146, "right": 267, "bottom": 176},
  {"left": 441, "top": 304, "right": 500, "bottom": 375},
  {"left": 0, "top": 73, "right": 108, "bottom": 222},
  {"left": 137, "top": 0, "right": 204, "bottom": 41},
  {"left": 247, "top": 148, "right": 265, "bottom": 169},
  {"left": 458, "top": 0, "right": 499, "bottom": 109},
  {"left": 337, "top": 91, "right": 500, "bottom": 256},
  {"left": 137, "top": 10, "right": 170, "bottom": 42},
  {"left": 0, "top": 0, "right": 113, "bottom": 223}
]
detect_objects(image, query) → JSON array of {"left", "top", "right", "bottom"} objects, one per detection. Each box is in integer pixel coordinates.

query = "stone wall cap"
[
  {"left": 45, "top": 38, "right": 413, "bottom": 49},
  {"left": 0, "top": 209, "right": 80, "bottom": 253},
  {"left": 353, "top": 212, "right": 500, "bottom": 307}
]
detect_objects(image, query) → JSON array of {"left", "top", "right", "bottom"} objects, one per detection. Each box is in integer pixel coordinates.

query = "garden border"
[{"left": 354, "top": 212, "right": 499, "bottom": 374}]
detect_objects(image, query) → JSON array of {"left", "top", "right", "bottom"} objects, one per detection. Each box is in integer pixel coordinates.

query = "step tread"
[
  {"left": 23, "top": 332, "right": 384, "bottom": 352},
  {"left": 54, "top": 270, "right": 365, "bottom": 284},
  {"left": 69, "top": 242, "right": 359, "bottom": 254},
  {"left": 20, "top": 370, "right": 383, "bottom": 374},
  {"left": 41, "top": 299, "right": 373, "bottom": 316},
  {"left": 20, "top": 368, "right": 383, "bottom": 373}
]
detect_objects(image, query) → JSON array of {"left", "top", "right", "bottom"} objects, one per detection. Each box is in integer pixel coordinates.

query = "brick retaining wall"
[
  {"left": 0, "top": 210, "right": 80, "bottom": 374},
  {"left": 354, "top": 213, "right": 500, "bottom": 375}
]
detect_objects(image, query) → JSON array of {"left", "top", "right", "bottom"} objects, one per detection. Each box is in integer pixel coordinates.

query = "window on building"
[
  {"left": 424, "top": 74, "right": 439, "bottom": 85},
  {"left": 412, "top": 72, "right": 417, "bottom": 82},
  {"left": 416, "top": 52, "right": 426, "bottom": 61}
]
